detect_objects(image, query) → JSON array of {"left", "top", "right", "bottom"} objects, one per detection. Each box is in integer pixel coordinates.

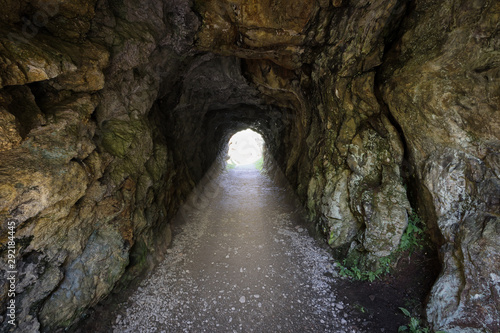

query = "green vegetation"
[
  {"left": 225, "top": 157, "right": 264, "bottom": 171},
  {"left": 336, "top": 214, "right": 440, "bottom": 333},
  {"left": 398, "top": 307, "right": 447, "bottom": 333},
  {"left": 338, "top": 256, "right": 392, "bottom": 282},
  {"left": 254, "top": 156, "right": 264, "bottom": 171},
  {"left": 337, "top": 211, "right": 427, "bottom": 282},
  {"left": 353, "top": 303, "right": 366, "bottom": 314},
  {"left": 398, "top": 212, "right": 426, "bottom": 254},
  {"left": 226, "top": 161, "right": 237, "bottom": 170}
]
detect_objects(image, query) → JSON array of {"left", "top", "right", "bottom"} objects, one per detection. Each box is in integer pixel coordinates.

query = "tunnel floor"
[
  {"left": 78, "top": 164, "right": 439, "bottom": 333},
  {"left": 112, "top": 165, "right": 354, "bottom": 333}
]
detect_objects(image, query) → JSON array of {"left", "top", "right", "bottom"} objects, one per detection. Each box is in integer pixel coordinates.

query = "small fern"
[
  {"left": 399, "top": 212, "right": 425, "bottom": 254},
  {"left": 398, "top": 307, "right": 447, "bottom": 333},
  {"left": 337, "top": 257, "right": 392, "bottom": 282}
]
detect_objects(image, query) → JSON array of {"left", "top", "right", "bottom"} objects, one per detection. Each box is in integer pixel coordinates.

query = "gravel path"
[{"left": 111, "top": 165, "right": 359, "bottom": 333}]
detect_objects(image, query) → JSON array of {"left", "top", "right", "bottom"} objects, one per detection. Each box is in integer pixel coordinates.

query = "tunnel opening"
[{"left": 226, "top": 129, "right": 264, "bottom": 169}]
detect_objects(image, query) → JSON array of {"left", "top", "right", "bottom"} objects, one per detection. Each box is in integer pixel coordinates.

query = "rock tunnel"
[{"left": 0, "top": 0, "right": 499, "bottom": 332}]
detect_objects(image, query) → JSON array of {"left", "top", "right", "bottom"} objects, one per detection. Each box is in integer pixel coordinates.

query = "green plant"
[
  {"left": 337, "top": 212, "right": 428, "bottom": 283},
  {"left": 254, "top": 157, "right": 264, "bottom": 171},
  {"left": 353, "top": 303, "right": 366, "bottom": 314},
  {"left": 398, "top": 307, "right": 447, "bottom": 333},
  {"left": 337, "top": 256, "right": 392, "bottom": 282},
  {"left": 399, "top": 212, "right": 426, "bottom": 254}
]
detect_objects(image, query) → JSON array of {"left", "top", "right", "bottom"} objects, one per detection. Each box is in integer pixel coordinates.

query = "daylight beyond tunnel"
[
  {"left": 0, "top": 0, "right": 498, "bottom": 332},
  {"left": 227, "top": 129, "right": 264, "bottom": 166}
]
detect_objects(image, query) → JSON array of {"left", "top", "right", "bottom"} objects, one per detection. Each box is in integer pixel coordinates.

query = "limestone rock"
[
  {"left": 195, "top": 0, "right": 317, "bottom": 69},
  {"left": 0, "top": 0, "right": 98, "bottom": 41},
  {"left": 319, "top": 170, "right": 359, "bottom": 249},
  {"left": 0, "top": 31, "right": 76, "bottom": 88},
  {"left": 39, "top": 225, "right": 129, "bottom": 330},
  {"left": 422, "top": 150, "right": 500, "bottom": 331},
  {"left": 0, "top": 90, "right": 101, "bottom": 332},
  {"left": 13, "top": 254, "right": 63, "bottom": 333},
  {"left": 0, "top": 29, "right": 108, "bottom": 92},
  {"left": 34, "top": 0, "right": 98, "bottom": 41},
  {"left": 0, "top": 0, "right": 199, "bottom": 331},
  {"left": 362, "top": 167, "right": 410, "bottom": 258},
  {"left": 381, "top": 0, "right": 500, "bottom": 330},
  {"left": 0, "top": 108, "right": 21, "bottom": 152},
  {"left": 48, "top": 41, "right": 109, "bottom": 92},
  {"left": 347, "top": 127, "right": 410, "bottom": 260}
]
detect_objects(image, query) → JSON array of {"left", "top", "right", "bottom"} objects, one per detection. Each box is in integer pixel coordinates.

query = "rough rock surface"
[
  {"left": 1, "top": 0, "right": 202, "bottom": 332},
  {"left": 381, "top": 0, "right": 500, "bottom": 331},
  {"left": 0, "top": 0, "right": 498, "bottom": 332}
]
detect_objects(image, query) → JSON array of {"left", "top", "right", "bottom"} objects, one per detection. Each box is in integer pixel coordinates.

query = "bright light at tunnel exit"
[{"left": 227, "top": 129, "right": 264, "bottom": 166}]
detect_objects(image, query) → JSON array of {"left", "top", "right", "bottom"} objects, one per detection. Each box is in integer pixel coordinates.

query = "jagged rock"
[
  {"left": 0, "top": 0, "right": 199, "bottom": 331},
  {"left": 347, "top": 126, "right": 410, "bottom": 261},
  {"left": 39, "top": 225, "right": 129, "bottom": 330},
  {"left": 319, "top": 170, "right": 359, "bottom": 249},
  {"left": 380, "top": 0, "right": 500, "bottom": 330},
  {"left": 0, "top": 31, "right": 108, "bottom": 92},
  {"left": 195, "top": 0, "right": 317, "bottom": 69},
  {"left": 421, "top": 150, "right": 500, "bottom": 331},
  {"left": 0, "top": 109, "right": 21, "bottom": 152},
  {"left": 0, "top": 32, "right": 76, "bottom": 88}
]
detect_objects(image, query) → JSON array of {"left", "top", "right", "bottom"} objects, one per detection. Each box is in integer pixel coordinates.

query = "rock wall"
[
  {"left": 381, "top": 1, "right": 500, "bottom": 331},
  {"left": 287, "top": 0, "right": 413, "bottom": 268},
  {"left": 0, "top": 0, "right": 203, "bottom": 331}
]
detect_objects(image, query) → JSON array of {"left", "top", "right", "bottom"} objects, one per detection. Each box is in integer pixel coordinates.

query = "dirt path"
[
  {"left": 108, "top": 165, "right": 371, "bottom": 333},
  {"left": 73, "top": 163, "right": 440, "bottom": 333}
]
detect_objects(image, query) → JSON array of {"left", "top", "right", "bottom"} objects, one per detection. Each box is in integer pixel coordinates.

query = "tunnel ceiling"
[{"left": 0, "top": 0, "right": 499, "bottom": 332}]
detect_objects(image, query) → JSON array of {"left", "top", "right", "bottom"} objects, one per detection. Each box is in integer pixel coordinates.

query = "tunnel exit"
[{"left": 227, "top": 129, "right": 264, "bottom": 168}]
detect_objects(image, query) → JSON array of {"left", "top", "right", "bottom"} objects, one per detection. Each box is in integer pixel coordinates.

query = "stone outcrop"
[
  {"left": 1, "top": 0, "right": 201, "bottom": 331},
  {"left": 195, "top": 0, "right": 316, "bottom": 69},
  {"left": 381, "top": 1, "right": 500, "bottom": 331},
  {"left": 0, "top": 0, "right": 498, "bottom": 332}
]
